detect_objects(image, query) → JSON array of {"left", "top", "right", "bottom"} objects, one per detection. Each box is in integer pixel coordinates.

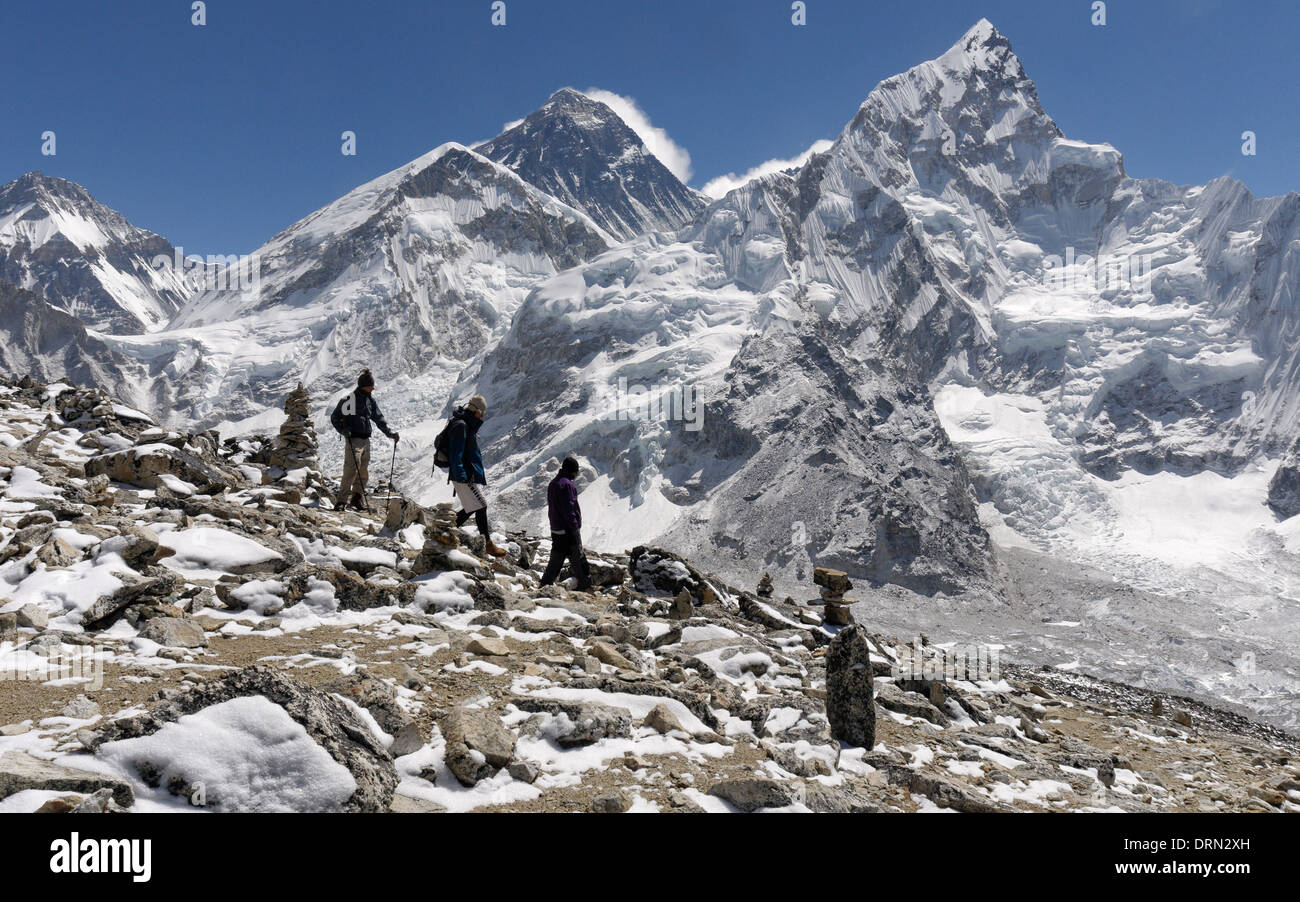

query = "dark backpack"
[{"left": 432, "top": 413, "right": 461, "bottom": 472}]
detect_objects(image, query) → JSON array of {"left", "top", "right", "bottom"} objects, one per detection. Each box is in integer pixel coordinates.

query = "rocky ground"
[{"left": 0, "top": 375, "right": 1297, "bottom": 814}]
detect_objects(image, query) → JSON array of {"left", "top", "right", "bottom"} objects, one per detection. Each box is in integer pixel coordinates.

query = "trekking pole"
[{"left": 386, "top": 438, "right": 398, "bottom": 505}]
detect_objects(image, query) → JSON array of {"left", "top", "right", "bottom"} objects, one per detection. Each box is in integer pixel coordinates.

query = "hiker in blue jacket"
[
  {"left": 539, "top": 456, "right": 593, "bottom": 590},
  {"left": 329, "top": 369, "right": 399, "bottom": 511},
  {"left": 447, "top": 393, "right": 508, "bottom": 557}
]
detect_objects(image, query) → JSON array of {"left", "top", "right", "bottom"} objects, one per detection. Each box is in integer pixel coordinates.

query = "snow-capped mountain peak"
[
  {"left": 475, "top": 88, "right": 705, "bottom": 240},
  {"left": 0, "top": 172, "right": 190, "bottom": 334},
  {"left": 102, "top": 141, "right": 613, "bottom": 433}
]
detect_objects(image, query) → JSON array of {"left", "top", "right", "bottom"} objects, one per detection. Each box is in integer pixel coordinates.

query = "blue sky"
[{"left": 2, "top": 0, "right": 1296, "bottom": 254}]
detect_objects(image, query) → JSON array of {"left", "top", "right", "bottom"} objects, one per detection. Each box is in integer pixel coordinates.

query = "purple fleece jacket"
[{"left": 547, "top": 473, "right": 581, "bottom": 533}]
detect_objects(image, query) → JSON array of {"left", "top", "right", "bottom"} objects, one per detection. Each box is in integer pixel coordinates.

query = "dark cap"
[
  {"left": 357, "top": 369, "right": 374, "bottom": 389},
  {"left": 561, "top": 456, "right": 580, "bottom": 475}
]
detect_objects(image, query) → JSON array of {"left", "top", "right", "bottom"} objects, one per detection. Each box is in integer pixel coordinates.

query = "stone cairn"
[
  {"left": 264, "top": 383, "right": 328, "bottom": 504},
  {"left": 269, "top": 383, "right": 319, "bottom": 473},
  {"left": 412, "top": 503, "right": 466, "bottom": 571},
  {"left": 756, "top": 572, "right": 774, "bottom": 598},
  {"left": 813, "top": 566, "right": 855, "bottom": 626}
]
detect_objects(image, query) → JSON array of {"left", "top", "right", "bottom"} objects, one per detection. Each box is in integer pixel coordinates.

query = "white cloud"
[
  {"left": 500, "top": 118, "right": 524, "bottom": 133},
  {"left": 700, "top": 139, "right": 834, "bottom": 199},
  {"left": 583, "top": 88, "right": 693, "bottom": 183}
]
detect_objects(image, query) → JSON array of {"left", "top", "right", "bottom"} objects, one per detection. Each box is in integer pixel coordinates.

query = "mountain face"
[
  {"left": 475, "top": 88, "right": 706, "bottom": 240},
  {"left": 444, "top": 19, "right": 1300, "bottom": 725},
  {"left": 0, "top": 279, "right": 140, "bottom": 390},
  {"left": 2, "top": 19, "right": 1299, "bottom": 724},
  {"left": 100, "top": 143, "right": 611, "bottom": 434},
  {"left": 0, "top": 173, "right": 190, "bottom": 334}
]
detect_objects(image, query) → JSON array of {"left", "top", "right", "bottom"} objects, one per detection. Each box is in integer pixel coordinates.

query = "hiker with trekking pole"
[
  {"left": 432, "top": 393, "right": 509, "bottom": 557},
  {"left": 329, "top": 369, "right": 400, "bottom": 512}
]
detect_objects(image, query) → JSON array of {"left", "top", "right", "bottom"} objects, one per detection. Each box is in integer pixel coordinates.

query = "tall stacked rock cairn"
[
  {"left": 814, "top": 567, "right": 855, "bottom": 625},
  {"left": 268, "top": 383, "right": 324, "bottom": 503}
]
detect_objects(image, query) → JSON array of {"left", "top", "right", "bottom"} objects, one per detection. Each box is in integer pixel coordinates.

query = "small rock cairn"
[
  {"left": 269, "top": 383, "right": 319, "bottom": 473},
  {"left": 814, "top": 566, "right": 855, "bottom": 625}
]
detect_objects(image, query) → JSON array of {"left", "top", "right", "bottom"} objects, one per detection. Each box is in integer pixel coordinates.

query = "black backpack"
[{"left": 432, "top": 413, "right": 460, "bottom": 472}]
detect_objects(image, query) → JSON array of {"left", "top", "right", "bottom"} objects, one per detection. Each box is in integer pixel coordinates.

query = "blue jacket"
[
  {"left": 330, "top": 389, "right": 395, "bottom": 440},
  {"left": 547, "top": 473, "right": 581, "bottom": 533},
  {"left": 447, "top": 410, "right": 486, "bottom": 485}
]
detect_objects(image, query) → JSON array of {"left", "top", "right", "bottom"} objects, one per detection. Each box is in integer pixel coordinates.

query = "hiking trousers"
[
  {"left": 540, "top": 530, "right": 592, "bottom": 589},
  {"left": 339, "top": 436, "right": 371, "bottom": 503},
  {"left": 453, "top": 481, "right": 490, "bottom": 536}
]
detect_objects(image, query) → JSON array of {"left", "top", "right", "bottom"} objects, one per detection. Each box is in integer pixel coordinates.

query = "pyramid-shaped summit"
[{"left": 475, "top": 88, "right": 705, "bottom": 240}]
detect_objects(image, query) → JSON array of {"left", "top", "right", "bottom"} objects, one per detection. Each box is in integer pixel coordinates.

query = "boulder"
[
  {"left": 886, "top": 766, "right": 1011, "bottom": 813},
  {"left": 875, "top": 680, "right": 949, "bottom": 726},
  {"left": 630, "top": 545, "right": 707, "bottom": 601},
  {"left": 507, "top": 761, "right": 540, "bottom": 783},
  {"left": 466, "top": 636, "right": 509, "bottom": 656},
  {"left": 107, "top": 525, "right": 174, "bottom": 567},
  {"left": 387, "top": 793, "right": 447, "bottom": 813},
  {"left": 277, "top": 562, "right": 401, "bottom": 611},
  {"left": 325, "top": 671, "right": 425, "bottom": 757},
  {"left": 468, "top": 581, "right": 511, "bottom": 610},
  {"left": 439, "top": 707, "right": 516, "bottom": 786},
  {"left": 584, "top": 556, "right": 627, "bottom": 588},
  {"left": 86, "top": 665, "right": 398, "bottom": 812},
  {"left": 668, "top": 589, "right": 693, "bottom": 620},
  {"left": 587, "top": 639, "right": 639, "bottom": 672},
  {"left": 825, "top": 624, "right": 876, "bottom": 749},
  {"left": 383, "top": 496, "right": 425, "bottom": 533},
  {"left": 82, "top": 569, "right": 184, "bottom": 628},
  {"left": 67, "top": 788, "right": 122, "bottom": 813},
  {"left": 83, "top": 443, "right": 233, "bottom": 493},
  {"left": 513, "top": 698, "right": 633, "bottom": 746},
  {"left": 16, "top": 603, "right": 48, "bottom": 631},
  {"left": 60, "top": 694, "right": 101, "bottom": 720},
  {"left": 0, "top": 751, "right": 134, "bottom": 807},
  {"left": 709, "top": 777, "right": 805, "bottom": 811},
  {"left": 35, "top": 537, "right": 81, "bottom": 569},
  {"left": 813, "top": 567, "right": 852, "bottom": 595},
  {"left": 643, "top": 703, "right": 686, "bottom": 735},
  {"left": 413, "top": 539, "right": 489, "bottom": 578},
  {"left": 138, "top": 617, "right": 208, "bottom": 649},
  {"left": 591, "top": 791, "right": 632, "bottom": 813}
]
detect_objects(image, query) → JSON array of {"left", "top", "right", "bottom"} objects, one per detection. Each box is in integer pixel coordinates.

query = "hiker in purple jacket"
[{"left": 539, "top": 457, "right": 593, "bottom": 591}]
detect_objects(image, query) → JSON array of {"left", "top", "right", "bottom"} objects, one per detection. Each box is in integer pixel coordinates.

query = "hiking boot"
[{"left": 485, "top": 541, "right": 509, "bottom": 558}]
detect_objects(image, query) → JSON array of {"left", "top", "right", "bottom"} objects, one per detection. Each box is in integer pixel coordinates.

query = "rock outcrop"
[{"left": 86, "top": 666, "right": 398, "bottom": 813}]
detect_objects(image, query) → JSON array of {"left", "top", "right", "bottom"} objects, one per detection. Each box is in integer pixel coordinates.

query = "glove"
[
  {"left": 340, "top": 430, "right": 352, "bottom": 439},
  {"left": 391, "top": 432, "right": 400, "bottom": 442}
]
